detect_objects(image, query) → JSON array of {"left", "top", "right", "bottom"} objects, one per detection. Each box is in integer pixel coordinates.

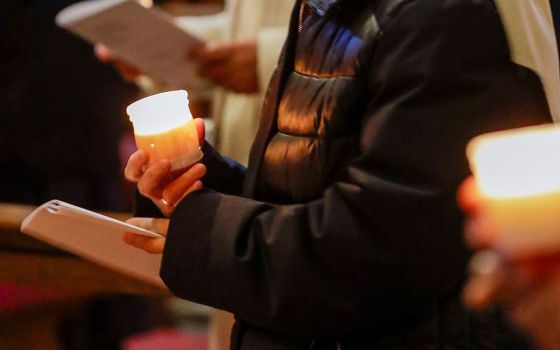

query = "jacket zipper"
[
  {"left": 299, "top": 0, "right": 335, "bottom": 32},
  {"left": 298, "top": 1, "right": 306, "bottom": 32}
]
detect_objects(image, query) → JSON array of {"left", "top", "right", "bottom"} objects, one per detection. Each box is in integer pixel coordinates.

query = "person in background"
[
  {"left": 122, "top": 0, "right": 555, "bottom": 349},
  {"left": 189, "top": 0, "right": 293, "bottom": 164}
]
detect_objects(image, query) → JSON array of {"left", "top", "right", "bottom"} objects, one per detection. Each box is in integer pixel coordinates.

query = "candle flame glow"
[
  {"left": 127, "top": 90, "right": 192, "bottom": 136},
  {"left": 467, "top": 124, "right": 560, "bottom": 199}
]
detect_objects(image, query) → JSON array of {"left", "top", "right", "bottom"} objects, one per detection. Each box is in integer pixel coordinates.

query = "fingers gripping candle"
[
  {"left": 127, "top": 90, "right": 203, "bottom": 171},
  {"left": 467, "top": 124, "right": 560, "bottom": 256}
]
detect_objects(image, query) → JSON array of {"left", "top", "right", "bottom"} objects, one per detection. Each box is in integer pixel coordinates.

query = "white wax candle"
[
  {"left": 127, "top": 90, "right": 203, "bottom": 171},
  {"left": 467, "top": 124, "right": 560, "bottom": 256}
]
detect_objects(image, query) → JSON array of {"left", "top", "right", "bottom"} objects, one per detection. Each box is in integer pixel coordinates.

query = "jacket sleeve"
[
  {"left": 160, "top": 0, "right": 551, "bottom": 338},
  {"left": 134, "top": 141, "right": 246, "bottom": 217}
]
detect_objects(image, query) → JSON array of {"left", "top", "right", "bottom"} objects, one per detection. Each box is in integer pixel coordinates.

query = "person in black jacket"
[{"left": 124, "top": 0, "right": 554, "bottom": 349}]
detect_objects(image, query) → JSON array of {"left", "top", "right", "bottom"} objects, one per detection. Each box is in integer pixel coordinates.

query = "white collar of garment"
[{"left": 494, "top": 0, "right": 560, "bottom": 122}]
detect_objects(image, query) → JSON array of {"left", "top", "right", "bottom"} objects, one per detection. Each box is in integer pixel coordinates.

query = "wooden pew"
[
  {"left": 0, "top": 203, "right": 169, "bottom": 350},
  {"left": 0, "top": 203, "right": 167, "bottom": 296}
]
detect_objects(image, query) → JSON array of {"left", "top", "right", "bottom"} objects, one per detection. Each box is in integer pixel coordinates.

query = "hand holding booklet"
[
  {"left": 21, "top": 200, "right": 166, "bottom": 288},
  {"left": 56, "top": 0, "right": 205, "bottom": 89}
]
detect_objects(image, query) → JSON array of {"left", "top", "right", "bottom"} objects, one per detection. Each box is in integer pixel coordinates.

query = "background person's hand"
[
  {"left": 191, "top": 41, "right": 259, "bottom": 94},
  {"left": 95, "top": 44, "right": 143, "bottom": 82},
  {"left": 124, "top": 118, "right": 207, "bottom": 217},
  {"left": 124, "top": 217, "right": 169, "bottom": 254}
]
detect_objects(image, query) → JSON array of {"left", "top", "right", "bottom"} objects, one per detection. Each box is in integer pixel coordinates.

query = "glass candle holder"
[
  {"left": 127, "top": 90, "right": 203, "bottom": 171},
  {"left": 467, "top": 124, "right": 560, "bottom": 256}
]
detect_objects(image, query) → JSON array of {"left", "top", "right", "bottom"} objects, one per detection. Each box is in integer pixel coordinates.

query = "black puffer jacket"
[{"left": 142, "top": 0, "right": 552, "bottom": 348}]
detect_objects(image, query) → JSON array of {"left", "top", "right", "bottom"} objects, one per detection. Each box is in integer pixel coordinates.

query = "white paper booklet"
[
  {"left": 56, "top": 0, "right": 204, "bottom": 89},
  {"left": 21, "top": 200, "right": 165, "bottom": 288}
]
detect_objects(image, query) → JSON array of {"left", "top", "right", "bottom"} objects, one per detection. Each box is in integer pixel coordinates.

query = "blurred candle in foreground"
[
  {"left": 467, "top": 124, "right": 560, "bottom": 256},
  {"left": 127, "top": 90, "right": 202, "bottom": 171}
]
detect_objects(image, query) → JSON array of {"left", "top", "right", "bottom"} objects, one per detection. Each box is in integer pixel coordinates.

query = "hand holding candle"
[{"left": 125, "top": 90, "right": 206, "bottom": 216}]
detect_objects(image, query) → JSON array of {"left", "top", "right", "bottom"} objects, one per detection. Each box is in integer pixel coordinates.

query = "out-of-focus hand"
[
  {"left": 125, "top": 118, "right": 207, "bottom": 217},
  {"left": 191, "top": 41, "right": 259, "bottom": 94},
  {"left": 459, "top": 176, "right": 536, "bottom": 309},
  {"left": 124, "top": 217, "right": 169, "bottom": 254},
  {"left": 95, "top": 43, "right": 143, "bottom": 82},
  {"left": 457, "top": 177, "right": 495, "bottom": 250},
  {"left": 459, "top": 176, "right": 560, "bottom": 350}
]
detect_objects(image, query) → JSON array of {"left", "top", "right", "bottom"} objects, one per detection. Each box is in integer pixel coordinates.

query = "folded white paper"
[
  {"left": 56, "top": 0, "right": 205, "bottom": 89},
  {"left": 21, "top": 200, "right": 165, "bottom": 288}
]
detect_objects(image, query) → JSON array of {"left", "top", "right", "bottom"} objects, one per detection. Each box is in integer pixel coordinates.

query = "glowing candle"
[
  {"left": 467, "top": 124, "right": 560, "bottom": 255},
  {"left": 127, "top": 90, "right": 203, "bottom": 171}
]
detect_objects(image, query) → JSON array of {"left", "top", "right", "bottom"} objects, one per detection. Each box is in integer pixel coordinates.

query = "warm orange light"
[
  {"left": 467, "top": 124, "right": 560, "bottom": 256},
  {"left": 127, "top": 90, "right": 202, "bottom": 170},
  {"left": 468, "top": 124, "right": 560, "bottom": 199}
]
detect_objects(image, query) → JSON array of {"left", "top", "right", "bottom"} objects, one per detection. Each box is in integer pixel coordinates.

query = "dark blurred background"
[{"left": 0, "top": 0, "right": 138, "bottom": 211}]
